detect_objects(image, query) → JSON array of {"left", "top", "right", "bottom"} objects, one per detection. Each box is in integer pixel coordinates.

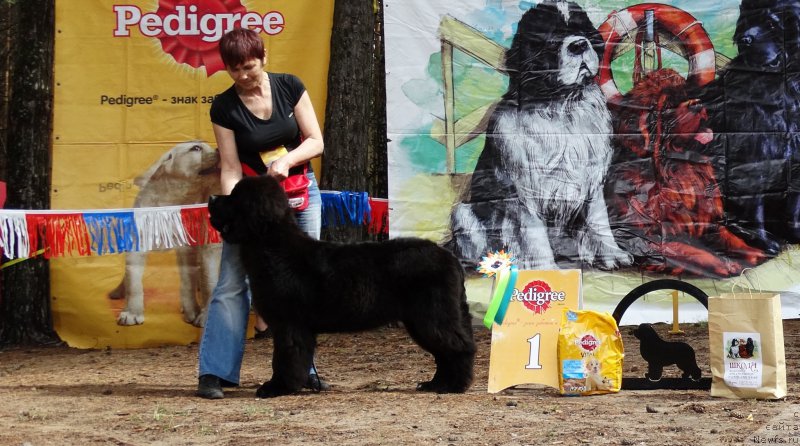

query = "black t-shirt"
[{"left": 210, "top": 72, "right": 308, "bottom": 175}]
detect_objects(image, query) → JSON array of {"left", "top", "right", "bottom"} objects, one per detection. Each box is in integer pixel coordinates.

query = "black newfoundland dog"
[
  {"left": 447, "top": 0, "right": 631, "bottom": 271},
  {"left": 700, "top": 0, "right": 800, "bottom": 253},
  {"left": 208, "top": 175, "right": 476, "bottom": 397}
]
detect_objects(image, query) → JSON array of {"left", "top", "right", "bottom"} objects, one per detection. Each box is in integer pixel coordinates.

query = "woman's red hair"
[{"left": 218, "top": 28, "right": 264, "bottom": 68}]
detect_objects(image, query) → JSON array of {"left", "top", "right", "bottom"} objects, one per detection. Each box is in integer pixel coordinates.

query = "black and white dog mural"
[
  {"left": 443, "top": 0, "right": 800, "bottom": 279},
  {"left": 448, "top": 0, "right": 632, "bottom": 271}
]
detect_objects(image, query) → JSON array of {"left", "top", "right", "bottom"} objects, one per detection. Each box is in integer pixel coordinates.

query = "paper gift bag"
[{"left": 708, "top": 293, "right": 787, "bottom": 399}]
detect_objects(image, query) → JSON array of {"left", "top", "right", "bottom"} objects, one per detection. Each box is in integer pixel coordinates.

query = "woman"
[{"left": 197, "top": 27, "right": 326, "bottom": 399}]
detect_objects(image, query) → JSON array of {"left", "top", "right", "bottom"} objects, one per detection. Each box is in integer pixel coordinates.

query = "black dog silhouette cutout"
[{"left": 633, "top": 323, "right": 702, "bottom": 381}]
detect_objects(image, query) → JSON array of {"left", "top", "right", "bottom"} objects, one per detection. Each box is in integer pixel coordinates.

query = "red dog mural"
[{"left": 606, "top": 69, "right": 766, "bottom": 277}]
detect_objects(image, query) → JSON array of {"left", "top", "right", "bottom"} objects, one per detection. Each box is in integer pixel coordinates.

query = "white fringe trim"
[
  {"left": 133, "top": 208, "right": 191, "bottom": 252},
  {"left": 0, "top": 212, "right": 30, "bottom": 260}
]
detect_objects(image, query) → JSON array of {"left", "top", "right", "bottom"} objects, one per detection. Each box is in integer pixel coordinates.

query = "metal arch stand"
[{"left": 614, "top": 279, "right": 712, "bottom": 391}]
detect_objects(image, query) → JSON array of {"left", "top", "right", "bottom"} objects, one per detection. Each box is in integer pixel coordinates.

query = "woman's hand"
[
  {"left": 266, "top": 90, "right": 323, "bottom": 180},
  {"left": 267, "top": 157, "right": 291, "bottom": 180}
]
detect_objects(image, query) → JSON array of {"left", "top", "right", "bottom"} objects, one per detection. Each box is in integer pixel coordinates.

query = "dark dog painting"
[
  {"left": 208, "top": 175, "right": 476, "bottom": 397},
  {"left": 447, "top": 0, "right": 631, "bottom": 271},
  {"left": 606, "top": 69, "right": 767, "bottom": 277},
  {"left": 699, "top": 0, "right": 800, "bottom": 253},
  {"left": 633, "top": 323, "right": 702, "bottom": 381}
]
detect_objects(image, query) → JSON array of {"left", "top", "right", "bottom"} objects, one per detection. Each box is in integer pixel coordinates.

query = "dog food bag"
[
  {"left": 709, "top": 293, "right": 787, "bottom": 399},
  {"left": 558, "top": 309, "right": 623, "bottom": 396}
]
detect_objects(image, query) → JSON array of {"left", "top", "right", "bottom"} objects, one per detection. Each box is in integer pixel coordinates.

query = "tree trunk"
[
  {"left": 321, "top": 0, "right": 387, "bottom": 242},
  {"left": 0, "top": 0, "right": 13, "bottom": 177},
  {"left": 368, "top": 1, "right": 387, "bottom": 199},
  {"left": 0, "top": 0, "right": 61, "bottom": 346}
]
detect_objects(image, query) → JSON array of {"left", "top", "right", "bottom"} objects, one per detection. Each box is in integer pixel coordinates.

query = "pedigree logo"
[
  {"left": 511, "top": 280, "right": 566, "bottom": 315},
  {"left": 575, "top": 334, "right": 600, "bottom": 353},
  {"left": 113, "top": 0, "right": 285, "bottom": 76}
]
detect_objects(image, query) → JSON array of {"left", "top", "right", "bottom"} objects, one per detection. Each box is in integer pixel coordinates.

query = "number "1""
[{"left": 526, "top": 333, "right": 542, "bottom": 369}]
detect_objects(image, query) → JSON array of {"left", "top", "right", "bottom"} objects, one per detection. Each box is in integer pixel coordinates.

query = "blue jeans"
[{"left": 198, "top": 172, "right": 321, "bottom": 384}]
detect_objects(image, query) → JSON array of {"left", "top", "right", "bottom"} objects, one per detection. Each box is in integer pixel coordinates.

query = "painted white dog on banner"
[{"left": 110, "top": 141, "right": 222, "bottom": 326}]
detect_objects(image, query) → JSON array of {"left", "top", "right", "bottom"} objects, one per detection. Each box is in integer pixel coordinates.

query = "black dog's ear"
[
  {"left": 207, "top": 193, "right": 235, "bottom": 240},
  {"left": 263, "top": 177, "right": 292, "bottom": 221},
  {"left": 241, "top": 176, "right": 293, "bottom": 236}
]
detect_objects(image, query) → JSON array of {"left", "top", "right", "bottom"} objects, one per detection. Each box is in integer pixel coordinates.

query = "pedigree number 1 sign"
[{"left": 487, "top": 269, "right": 581, "bottom": 393}]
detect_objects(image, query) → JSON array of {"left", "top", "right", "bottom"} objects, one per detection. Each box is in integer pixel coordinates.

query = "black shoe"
[
  {"left": 197, "top": 374, "right": 224, "bottom": 399},
  {"left": 304, "top": 373, "right": 331, "bottom": 391},
  {"left": 220, "top": 378, "right": 239, "bottom": 388},
  {"left": 253, "top": 327, "right": 272, "bottom": 340}
]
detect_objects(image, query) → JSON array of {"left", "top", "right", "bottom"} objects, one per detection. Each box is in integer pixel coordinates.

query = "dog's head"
[
  {"left": 617, "top": 69, "right": 712, "bottom": 156},
  {"left": 504, "top": 0, "right": 603, "bottom": 103},
  {"left": 208, "top": 175, "right": 293, "bottom": 244},
  {"left": 733, "top": 0, "right": 791, "bottom": 70},
  {"left": 632, "top": 323, "right": 657, "bottom": 340},
  {"left": 136, "top": 141, "right": 220, "bottom": 187},
  {"left": 584, "top": 357, "right": 601, "bottom": 374},
  {"left": 133, "top": 141, "right": 221, "bottom": 207}
]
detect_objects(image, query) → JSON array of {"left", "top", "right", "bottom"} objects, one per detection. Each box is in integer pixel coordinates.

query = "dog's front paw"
[
  {"left": 644, "top": 372, "right": 662, "bottom": 382},
  {"left": 117, "top": 311, "right": 144, "bottom": 326},
  {"left": 417, "top": 380, "right": 444, "bottom": 393},
  {"left": 181, "top": 307, "right": 207, "bottom": 327},
  {"left": 682, "top": 369, "right": 703, "bottom": 381},
  {"left": 613, "top": 250, "right": 634, "bottom": 268},
  {"left": 189, "top": 308, "right": 208, "bottom": 328},
  {"left": 181, "top": 308, "right": 198, "bottom": 325},
  {"left": 256, "top": 380, "right": 295, "bottom": 398},
  {"left": 597, "top": 247, "right": 633, "bottom": 270},
  {"left": 416, "top": 380, "right": 468, "bottom": 394}
]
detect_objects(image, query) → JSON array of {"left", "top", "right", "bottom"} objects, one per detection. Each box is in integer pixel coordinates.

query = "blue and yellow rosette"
[{"left": 478, "top": 250, "right": 518, "bottom": 329}]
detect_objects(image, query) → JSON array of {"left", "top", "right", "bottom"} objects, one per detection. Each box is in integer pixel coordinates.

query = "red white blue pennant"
[{"left": 0, "top": 192, "right": 389, "bottom": 261}]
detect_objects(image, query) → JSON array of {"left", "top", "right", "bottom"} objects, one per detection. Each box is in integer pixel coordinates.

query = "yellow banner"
[
  {"left": 51, "top": 0, "right": 334, "bottom": 348},
  {"left": 487, "top": 269, "right": 582, "bottom": 393}
]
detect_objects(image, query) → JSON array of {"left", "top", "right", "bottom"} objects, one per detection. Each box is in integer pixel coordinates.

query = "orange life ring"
[{"left": 596, "top": 3, "right": 716, "bottom": 101}]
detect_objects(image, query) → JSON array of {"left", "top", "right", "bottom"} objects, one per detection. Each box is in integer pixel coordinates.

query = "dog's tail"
[
  {"left": 458, "top": 270, "right": 477, "bottom": 392},
  {"left": 460, "top": 290, "right": 473, "bottom": 334},
  {"left": 448, "top": 256, "right": 471, "bottom": 323},
  {"left": 454, "top": 263, "right": 477, "bottom": 351}
]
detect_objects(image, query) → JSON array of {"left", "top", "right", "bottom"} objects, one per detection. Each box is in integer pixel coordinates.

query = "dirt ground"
[{"left": 0, "top": 320, "right": 798, "bottom": 446}]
